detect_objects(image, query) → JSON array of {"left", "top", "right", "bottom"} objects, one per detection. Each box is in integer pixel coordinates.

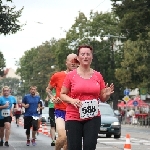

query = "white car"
[{"left": 41, "top": 107, "right": 49, "bottom": 124}]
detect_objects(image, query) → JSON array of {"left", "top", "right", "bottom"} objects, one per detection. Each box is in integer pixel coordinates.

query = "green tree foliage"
[
  {"left": 55, "top": 38, "right": 73, "bottom": 70},
  {"left": 0, "top": 51, "right": 5, "bottom": 68},
  {"left": 115, "top": 33, "right": 150, "bottom": 89},
  {"left": 16, "top": 39, "right": 58, "bottom": 98},
  {"left": 111, "top": 0, "right": 150, "bottom": 40},
  {"left": 0, "top": 51, "right": 6, "bottom": 76},
  {"left": 0, "top": 0, "right": 23, "bottom": 35},
  {"left": 89, "top": 11, "right": 121, "bottom": 83},
  {"left": 0, "top": 77, "right": 20, "bottom": 95}
]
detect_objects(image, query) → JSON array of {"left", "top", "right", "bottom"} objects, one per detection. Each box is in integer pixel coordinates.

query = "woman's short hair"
[{"left": 77, "top": 45, "right": 93, "bottom": 56}]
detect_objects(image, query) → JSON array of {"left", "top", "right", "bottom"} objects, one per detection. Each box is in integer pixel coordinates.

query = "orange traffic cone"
[
  {"left": 124, "top": 134, "right": 131, "bottom": 150},
  {"left": 48, "top": 130, "right": 51, "bottom": 137},
  {"left": 38, "top": 122, "right": 43, "bottom": 133},
  {"left": 19, "top": 118, "right": 22, "bottom": 126},
  {"left": 42, "top": 123, "right": 48, "bottom": 135},
  {"left": 20, "top": 119, "right": 24, "bottom": 126}
]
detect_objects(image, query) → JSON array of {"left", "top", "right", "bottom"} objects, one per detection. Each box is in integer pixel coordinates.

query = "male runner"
[
  {"left": 22, "top": 86, "right": 41, "bottom": 146},
  {"left": 46, "top": 53, "right": 79, "bottom": 150},
  {"left": 0, "top": 86, "right": 17, "bottom": 146}
]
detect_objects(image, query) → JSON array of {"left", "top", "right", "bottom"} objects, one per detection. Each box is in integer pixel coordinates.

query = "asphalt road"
[
  {"left": 97, "top": 124, "right": 150, "bottom": 150},
  {"left": 1, "top": 117, "right": 150, "bottom": 150}
]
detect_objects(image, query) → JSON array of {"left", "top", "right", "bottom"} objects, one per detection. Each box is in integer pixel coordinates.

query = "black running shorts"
[
  {"left": 0, "top": 119, "right": 4, "bottom": 127},
  {"left": 49, "top": 108, "right": 55, "bottom": 127},
  {"left": 24, "top": 116, "right": 38, "bottom": 131},
  {"left": 4, "top": 116, "right": 12, "bottom": 123}
]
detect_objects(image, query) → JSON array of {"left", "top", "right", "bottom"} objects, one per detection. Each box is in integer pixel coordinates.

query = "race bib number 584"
[
  {"left": 79, "top": 99, "right": 98, "bottom": 119},
  {"left": 1, "top": 109, "right": 10, "bottom": 117}
]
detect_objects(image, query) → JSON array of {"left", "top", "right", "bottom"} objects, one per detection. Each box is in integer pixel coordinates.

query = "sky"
[{"left": 0, "top": 0, "right": 112, "bottom": 70}]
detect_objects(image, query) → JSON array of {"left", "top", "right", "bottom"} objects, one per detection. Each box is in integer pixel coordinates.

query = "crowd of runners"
[{"left": 0, "top": 45, "right": 114, "bottom": 150}]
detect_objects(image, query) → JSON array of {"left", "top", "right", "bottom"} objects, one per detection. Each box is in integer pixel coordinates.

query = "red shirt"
[
  {"left": 15, "top": 103, "right": 22, "bottom": 115},
  {"left": 63, "top": 69, "right": 105, "bottom": 121},
  {"left": 49, "top": 71, "right": 67, "bottom": 111}
]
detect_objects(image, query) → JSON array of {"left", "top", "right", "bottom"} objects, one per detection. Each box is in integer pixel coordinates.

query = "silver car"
[{"left": 41, "top": 107, "right": 50, "bottom": 124}]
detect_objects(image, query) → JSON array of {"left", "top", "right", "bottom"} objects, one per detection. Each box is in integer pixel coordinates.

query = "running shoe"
[
  {"left": 26, "top": 140, "right": 30, "bottom": 146},
  {"left": 31, "top": 139, "right": 36, "bottom": 146},
  {"left": 51, "top": 141, "right": 55, "bottom": 146},
  {"left": 4, "top": 141, "right": 9, "bottom": 147},
  {"left": 0, "top": 141, "right": 3, "bottom": 146}
]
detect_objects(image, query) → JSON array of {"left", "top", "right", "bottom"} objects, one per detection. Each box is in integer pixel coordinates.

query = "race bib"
[
  {"left": 79, "top": 99, "right": 98, "bottom": 119},
  {"left": 1, "top": 109, "right": 10, "bottom": 117},
  {"left": 32, "top": 116, "right": 39, "bottom": 120}
]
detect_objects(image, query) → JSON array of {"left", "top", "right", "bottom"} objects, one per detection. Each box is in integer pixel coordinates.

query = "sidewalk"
[{"left": 122, "top": 123, "right": 150, "bottom": 129}]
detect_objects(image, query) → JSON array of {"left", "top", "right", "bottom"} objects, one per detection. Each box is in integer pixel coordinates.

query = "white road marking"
[{"left": 97, "top": 136, "right": 149, "bottom": 146}]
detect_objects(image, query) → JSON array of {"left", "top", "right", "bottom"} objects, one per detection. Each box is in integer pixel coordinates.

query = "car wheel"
[
  {"left": 114, "top": 134, "right": 121, "bottom": 139},
  {"left": 106, "top": 134, "right": 111, "bottom": 138}
]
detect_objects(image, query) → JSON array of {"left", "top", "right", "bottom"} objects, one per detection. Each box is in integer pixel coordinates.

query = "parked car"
[
  {"left": 41, "top": 107, "right": 50, "bottom": 124},
  {"left": 114, "top": 110, "right": 122, "bottom": 123},
  {"left": 99, "top": 103, "right": 121, "bottom": 138}
]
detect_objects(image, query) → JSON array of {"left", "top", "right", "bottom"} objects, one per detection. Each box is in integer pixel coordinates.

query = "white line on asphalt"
[
  {"left": 98, "top": 142, "right": 140, "bottom": 145},
  {"left": 138, "top": 140, "right": 149, "bottom": 142},
  {"left": 97, "top": 138, "right": 116, "bottom": 141},
  {"left": 144, "top": 143, "right": 150, "bottom": 145},
  {"left": 96, "top": 147, "right": 112, "bottom": 149}
]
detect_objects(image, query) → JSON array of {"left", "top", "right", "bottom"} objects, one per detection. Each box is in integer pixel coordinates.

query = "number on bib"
[
  {"left": 1, "top": 109, "right": 10, "bottom": 117},
  {"left": 79, "top": 99, "right": 98, "bottom": 119}
]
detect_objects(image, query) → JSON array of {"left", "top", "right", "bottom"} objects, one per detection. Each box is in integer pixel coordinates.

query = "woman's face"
[{"left": 77, "top": 47, "right": 93, "bottom": 66}]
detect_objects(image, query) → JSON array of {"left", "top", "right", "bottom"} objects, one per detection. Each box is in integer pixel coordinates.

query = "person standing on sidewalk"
[
  {"left": 22, "top": 86, "right": 41, "bottom": 146},
  {"left": 46, "top": 53, "right": 79, "bottom": 150},
  {"left": 0, "top": 86, "right": 17, "bottom": 147}
]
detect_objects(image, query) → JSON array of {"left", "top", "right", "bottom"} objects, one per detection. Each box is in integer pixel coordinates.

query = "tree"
[
  {"left": 115, "top": 33, "right": 150, "bottom": 89},
  {"left": 55, "top": 38, "right": 73, "bottom": 70},
  {"left": 111, "top": 0, "right": 150, "bottom": 40},
  {"left": 0, "top": 0, "right": 23, "bottom": 35},
  {"left": 0, "top": 51, "right": 6, "bottom": 77},
  {"left": 0, "top": 77, "right": 20, "bottom": 95},
  {"left": 16, "top": 39, "right": 58, "bottom": 98}
]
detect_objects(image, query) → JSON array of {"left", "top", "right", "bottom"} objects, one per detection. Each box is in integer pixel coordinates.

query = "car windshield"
[
  {"left": 99, "top": 105, "right": 114, "bottom": 116},
  {"left": 42, "top": 107, "right": 49, "bottom": 114}
]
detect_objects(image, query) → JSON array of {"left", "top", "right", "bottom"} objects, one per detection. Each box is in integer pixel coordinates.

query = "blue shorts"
[{"left": 55, "top": 109, "right": 66, "bottom": 120}]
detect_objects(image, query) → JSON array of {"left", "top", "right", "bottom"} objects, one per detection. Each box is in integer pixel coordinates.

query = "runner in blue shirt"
[
  {"left": 0, "top": 86, "right": 17, "bottom": 147},
  {"left": 22, "top": 86, "right": 41, "bottom": 146}
]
